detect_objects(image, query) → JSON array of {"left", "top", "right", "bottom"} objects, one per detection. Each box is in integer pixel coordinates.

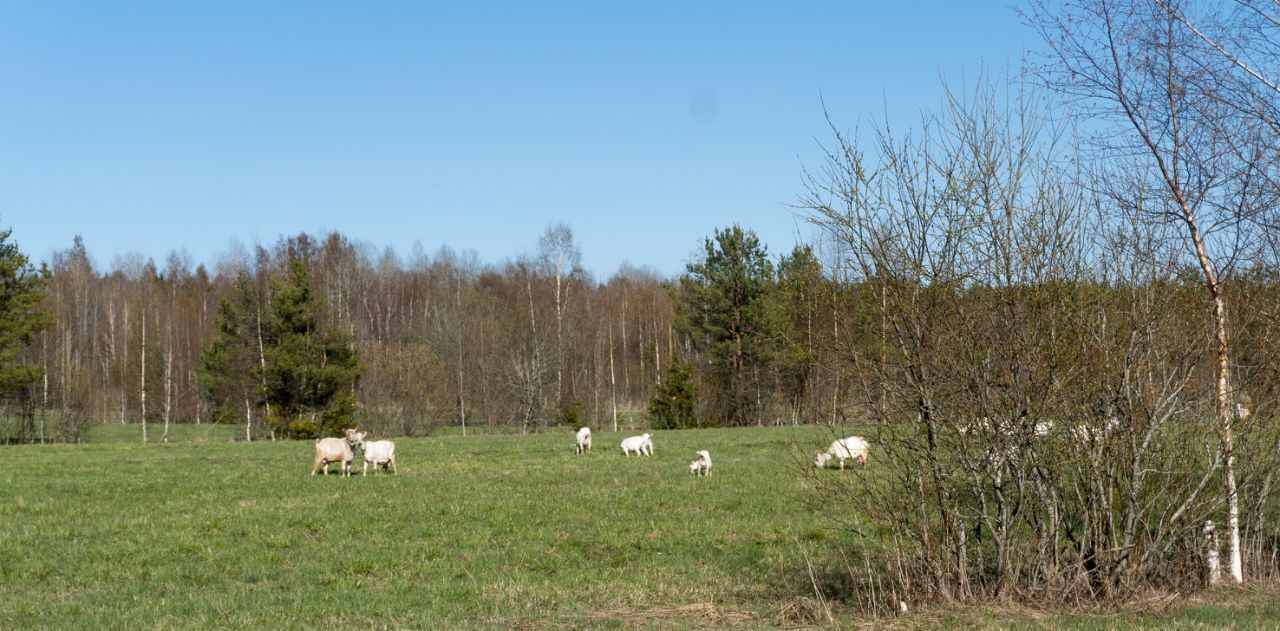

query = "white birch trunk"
[
  {"left": 140, "top": 312, "right": 147, "bottom": 444},
  {"left": 609, "top": 321, "right": 618, "bottom": 433}
]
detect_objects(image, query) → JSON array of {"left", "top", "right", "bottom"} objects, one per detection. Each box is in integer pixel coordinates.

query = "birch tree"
[{"left": 1027, "top": 0, "right": 1280, "bottom": 584}]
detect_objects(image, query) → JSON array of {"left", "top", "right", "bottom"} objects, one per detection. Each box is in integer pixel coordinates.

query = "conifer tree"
[
  {"left": 648, "top": 361, "right": 698, "bottom": 429},
  {"left": 261, "top": 260, "right": 360, "bottom": 438},
  {"left": 677, "top": 225, "right": 775, "bottom": 425},
  {"left": 199, "top": 273, "right": 261, "bottom": 438},
  {"left": 0, "top": 226, "right": 51, "bottom": 397}
]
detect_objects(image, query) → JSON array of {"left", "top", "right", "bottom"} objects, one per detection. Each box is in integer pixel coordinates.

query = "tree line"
[{"left": 0, "top": 223, "right": 860, "bottom": 443}]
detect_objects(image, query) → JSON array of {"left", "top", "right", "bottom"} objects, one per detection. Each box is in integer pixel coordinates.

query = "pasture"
[
  {"left": 0, "top": 424, "right": 865, "bottom": 628},
  {"left": 2, "top": 424, "right": 1275, "bottom": 629}
]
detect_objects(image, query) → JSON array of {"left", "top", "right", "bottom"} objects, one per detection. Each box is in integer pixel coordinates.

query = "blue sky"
[{"left": 0, "top": 1, "right": 1040, "bottom": 277}]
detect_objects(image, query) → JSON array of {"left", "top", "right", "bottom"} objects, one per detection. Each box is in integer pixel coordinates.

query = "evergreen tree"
[
  {"left": 676, "top": 225, "right": 775, "bottom": 425},
  {"left": 0, "top": 226, "right": 51, "bottom": 397},
  {"left": 261, "top": 260, "right": 360, "bottom": 438},
  {"left": 648, "top": 361, "right": 698, "bottom": 429},
  {"left": 198, "top": 273, "right": 261, "bottom": 434},
  {"left": 771, "top": 245, "right": 827, "bottom": 420}
]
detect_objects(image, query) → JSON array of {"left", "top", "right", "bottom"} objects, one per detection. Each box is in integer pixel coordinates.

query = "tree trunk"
[
  {"left": 456, "top": 275, "right": 467, "bottom": 437},
  {"left": 41, "top": 336, "right": 48, "bottom": 444},
  {"left": 162, "top": 345, "right": 173, "bottom": 443},
  {"left": 255, "top": 297, "right": 270, "bottom": 436},
  {"left": 140, "top": 311, "right": 147, "bottom": 444},
  {"left": 609, "top": 321, "right": 618, "bottom": 433},
  {"left": 1184, "top": 211, "right": 1243, "bottom": 584}
]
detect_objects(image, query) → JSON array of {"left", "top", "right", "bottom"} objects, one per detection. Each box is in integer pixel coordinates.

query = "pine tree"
[
  {"left": 676, "top": 225, "right": 775, "bottom": 425},
  {"left": 198, "top": 273, "right": 261, "bottom": 438},
  {"left": 0, "top": 226, "right": 51, "bottom": 397},
  {"left": 261, "top": 260, "right": 360, "bottom": 438},
  {"left": 771, "top": 245, "right": 827, "bottom": 421},
  {"left": 648, "top": 361, "right": 698, "bottom": 429}
]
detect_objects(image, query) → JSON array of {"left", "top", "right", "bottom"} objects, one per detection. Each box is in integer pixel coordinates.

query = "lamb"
[
  {"left": 688, "top": 449, "right": 712, "bottom": 476},
  {"left": 362, "top": 439, "right": 397, "bottom": 475},
  {"left": 813, "top": 436, "right": 869, "bottom": 469},
  {"left": 620, "top": 432, "right": 653, "bottom": 456},
  {"left": 311, "top": 428, "right": 364, "bottom": 477},
  {"left": 575, "top": 427, "right": 592, "bottom": 454}
]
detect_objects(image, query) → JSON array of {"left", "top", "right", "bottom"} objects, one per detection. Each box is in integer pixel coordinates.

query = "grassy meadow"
[
  {"left": 2, "top": 423, "right": 1278, "bottom": 629},
  {"left": 1, "top": 424, "right": 866, "bottom": 629}
]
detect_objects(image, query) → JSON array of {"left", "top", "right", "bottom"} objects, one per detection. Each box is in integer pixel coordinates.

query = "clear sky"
[{"left": 0, "top": 1, "right": 1041, "bottom": 278}]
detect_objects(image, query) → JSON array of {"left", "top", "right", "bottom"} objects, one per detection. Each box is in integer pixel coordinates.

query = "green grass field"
[{"left": 1, "top": 424, "right": 1276, "bottom": 629}]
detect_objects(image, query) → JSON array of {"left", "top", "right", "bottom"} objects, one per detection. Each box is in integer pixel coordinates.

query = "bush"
[
  {"left": 560, "top": 401, "right": 584, "bottom": 428},
  {"left": 285, "top": 418, "right": 318, "bottom": 439},
  {"left": 649, "top": 362, "right": 698, "bottom": 429}
]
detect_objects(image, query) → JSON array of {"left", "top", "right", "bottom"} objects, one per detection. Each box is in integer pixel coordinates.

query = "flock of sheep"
[
  {"left": 310, "top": 424, "right": 870, "bottom": 477},
  {"left": 573, "top": 428, "right": 715, "bottom": 475}
]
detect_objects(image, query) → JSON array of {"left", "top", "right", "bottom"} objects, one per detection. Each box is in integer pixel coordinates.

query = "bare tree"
[
  {"left": 1026, "top": 0, "right": 1280, "bottom": 583},
  {"left": 538, "top": 223, "right": 583, "bottom": 414}
]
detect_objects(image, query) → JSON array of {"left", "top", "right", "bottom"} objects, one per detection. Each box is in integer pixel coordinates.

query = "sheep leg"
[{"left": 310, "top": 457, "right": 323, "bottom": 476}]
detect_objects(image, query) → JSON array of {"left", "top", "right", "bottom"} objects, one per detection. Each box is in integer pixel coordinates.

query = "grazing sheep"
[
  {"left": 689, "top": 449, "right": 712, "bottom": 476},
  {"left": 620, "top": 433, "right": 653, "bottom": 456},
  {"left": 814, "top": 436, "right": 869, "bottom": 469},
  {"left": 575, "top": 427, "right": 592, "bottom": 454},
  {"left": 311, "top": 428, "right": 364, "bottom": 477},
  {"left": 362, "top": 439, "right": 397, "bottom": 475},
  {"left": 957, "top": 416, "right": 992, "bottom": 436},
  {"left": 1071, "top": 416, "right": 1119, "bottom": 443}
]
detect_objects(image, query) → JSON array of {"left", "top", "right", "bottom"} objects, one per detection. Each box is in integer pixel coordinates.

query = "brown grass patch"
[{"left": 485, "top": 602, "right": 760, "bottom": 629}]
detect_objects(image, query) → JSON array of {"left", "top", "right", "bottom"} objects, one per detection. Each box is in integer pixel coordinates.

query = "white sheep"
[
  {"left": 814, "top": 436, "right": 869, "bottom": 469},
  {"left": 311, "top": 428, "right": 363, "bottom": 477},
  {"left": 620, "top": 432, "right": 653, "bottom": 456},
  {"left": 688, "top": 449, "right": 712, "bottom": 476},
  {"left": 1071, "top": 416, "right": 1119, "bottom": 443},
  {"left": 957, "top": 416, "right": 992, "bottom": 435},
  {"left": 362, "top": 439, "right": 397, "bottom": 475},
  {"left": 575, "top": 427, "right": 592, "bottom": 454}
]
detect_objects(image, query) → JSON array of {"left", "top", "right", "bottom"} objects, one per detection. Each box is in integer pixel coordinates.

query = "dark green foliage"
[
  {"left": 648, "top": 361, "right": 698, "bottom": 429},
  {"left": 770, "top": 245, "right": 827, "bottom": 417},
  {"left": 0, "top": 227, "right": 51, "bottom": 396},
  {"left": 200, "top": 262, "right": 360, "bottom": 438},
  {"left": 676, "top": 225, "right": 775, "bottom": 425},
  {"left": 559, "top": 400, "right": 583, "bottom": 428},
  {"left": 261, "top": 260, "right": 360, "bottom": 438},
  {"left": 199, "top": 274, "right": 261, "bottom": 425}
]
